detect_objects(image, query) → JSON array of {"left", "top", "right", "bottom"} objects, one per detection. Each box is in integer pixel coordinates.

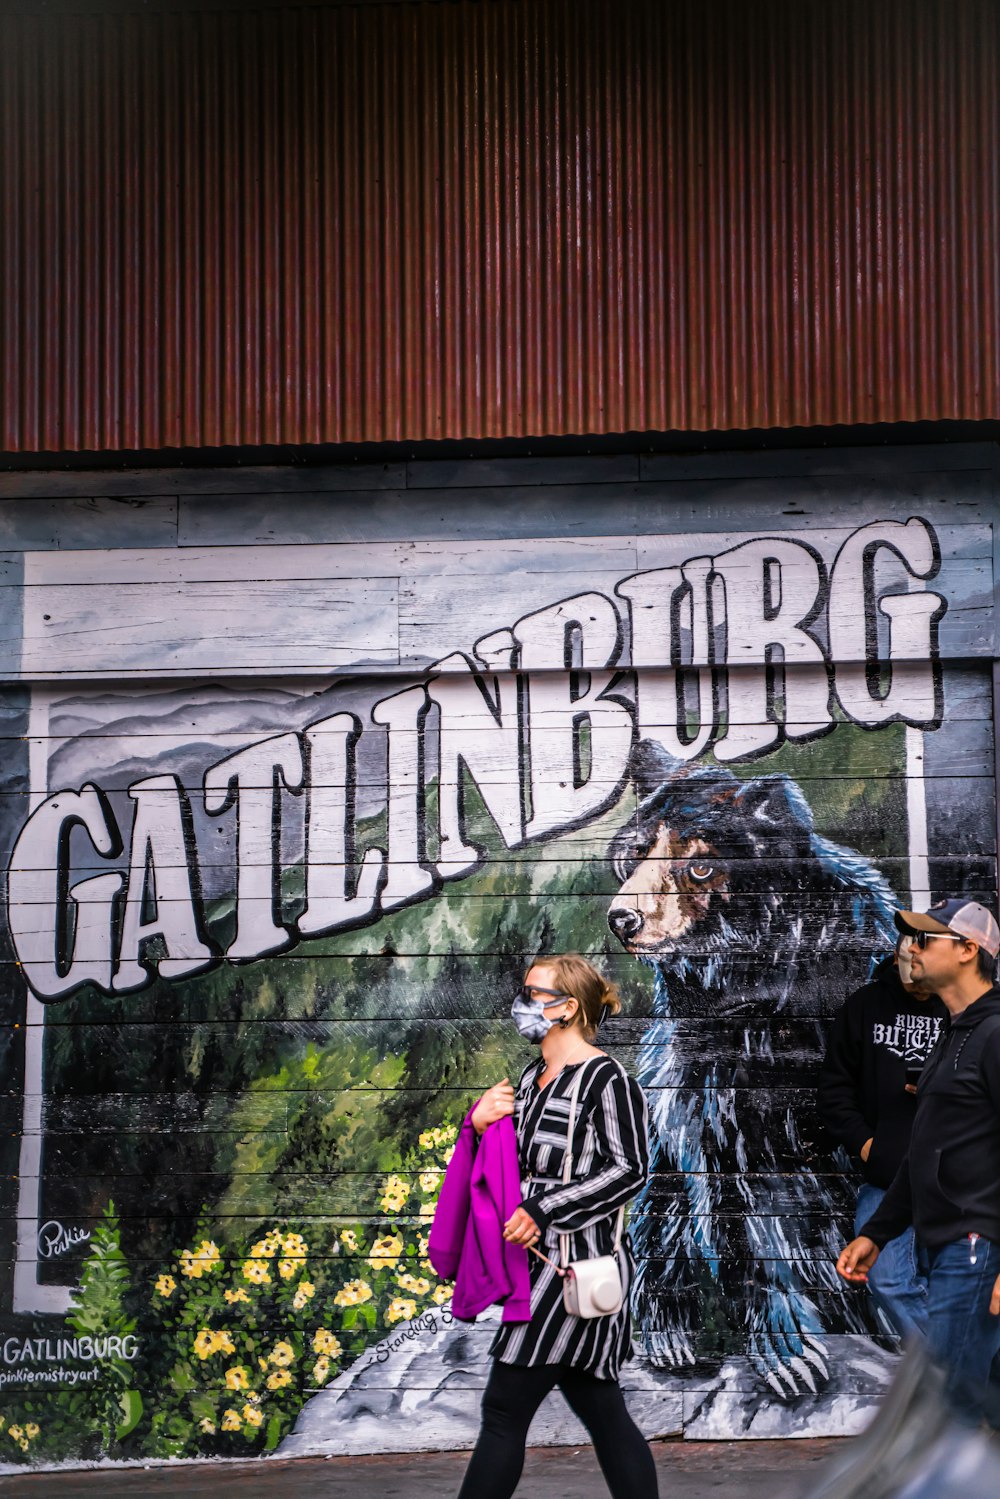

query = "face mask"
[
  {"left": 511, "top": 996, "right": 565, "bottom": 1043},
  {"left": 897, "top": 941, "right": 914, "bottom": 986}
]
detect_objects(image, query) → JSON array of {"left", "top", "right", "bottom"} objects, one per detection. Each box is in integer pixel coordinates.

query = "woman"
[{"left": 456, "top": 953, "right": 657, "bottom": 1499}]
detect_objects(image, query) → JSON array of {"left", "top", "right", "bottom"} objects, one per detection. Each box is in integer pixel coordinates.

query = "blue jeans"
[
  {"left": 919, "top": 1236, "right": 1000, "bottom": 1427},
  {"left": 856, "top": 1183, "right": 929, "bottom": 1339}
]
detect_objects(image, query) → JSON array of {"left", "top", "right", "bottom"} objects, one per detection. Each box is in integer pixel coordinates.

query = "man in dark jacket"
[
  {"left": 837, "top": 898, "right": 1000, "bottom": 1425},
  {"left": 819, "top": 940, "right": 947, "bottom": 1336}
]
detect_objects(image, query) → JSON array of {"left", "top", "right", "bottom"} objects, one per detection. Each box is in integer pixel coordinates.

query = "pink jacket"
[{"left": 428, "top": 1106, "right": 531, "bottom": 1323}]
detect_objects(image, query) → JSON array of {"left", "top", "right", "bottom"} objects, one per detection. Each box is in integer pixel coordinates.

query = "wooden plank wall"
[{"left": 0, "top": 442, "right": 996, "bottom": 1466}]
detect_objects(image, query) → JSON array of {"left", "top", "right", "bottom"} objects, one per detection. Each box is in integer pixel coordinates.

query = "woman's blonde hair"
[{"left": 525, "top": 953, "right": 621, "bottom": 1040}]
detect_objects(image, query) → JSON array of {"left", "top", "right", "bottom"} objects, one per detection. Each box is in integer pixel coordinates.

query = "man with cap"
[
  {"left": 837, "top": 897, "right": 1000, "bottom": 1425},
  {"left": 819, "top": 934, "right": 947, "bottom": 1338}
]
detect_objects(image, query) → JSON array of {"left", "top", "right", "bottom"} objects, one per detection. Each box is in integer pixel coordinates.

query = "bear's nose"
[{"left": 608, "top": 905, "right": 643, "bottom": 942}]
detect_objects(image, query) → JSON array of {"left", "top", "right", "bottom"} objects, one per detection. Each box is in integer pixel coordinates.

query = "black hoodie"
[
  {"left": 862, "top": 986, "right": 1000, "bottom": 1250},
  {"left": 818, "top": 958, "right": 948, "bottom": 1188}
]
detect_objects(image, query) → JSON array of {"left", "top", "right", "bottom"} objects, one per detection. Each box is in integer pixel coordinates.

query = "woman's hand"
[
  {"left": 503, "top": 1207, "right": 540, "bottom": 1247},
  {"left": 471, "top": 1078, "right": 515, "bottom": 1135}
]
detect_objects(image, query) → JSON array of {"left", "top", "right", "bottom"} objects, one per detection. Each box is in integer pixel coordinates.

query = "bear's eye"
[
  {"left": 632, "top": 843, "right": 650, "bottom": 862},
  {"left": 687, "top": 861, "right": 715, "bottom": 882}
]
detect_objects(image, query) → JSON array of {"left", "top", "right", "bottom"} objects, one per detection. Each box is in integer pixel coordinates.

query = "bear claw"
[
  {"left": 803, "top": 1338, "right": 829, "bottom": 1379},
  {"left": 788, "top": 1356, "right": 817, "bottom": 1394}
]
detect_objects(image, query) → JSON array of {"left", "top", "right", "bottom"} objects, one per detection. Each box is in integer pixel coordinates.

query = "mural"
[{"left": 0, "top": 499, "right": 994, "bottom": 1468}]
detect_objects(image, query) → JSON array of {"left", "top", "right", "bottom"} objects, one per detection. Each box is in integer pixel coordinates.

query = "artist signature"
[{"left": 37, "top": 1221, "right": 91, "bottom": 1259}]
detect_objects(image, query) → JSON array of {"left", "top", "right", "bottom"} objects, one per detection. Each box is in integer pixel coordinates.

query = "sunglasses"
[
  {"left": 911, "top": 930, "right": 965, "bottom": 949},
  {"left": 517, "top": 985, "right": 572, "bottom": 1005}
]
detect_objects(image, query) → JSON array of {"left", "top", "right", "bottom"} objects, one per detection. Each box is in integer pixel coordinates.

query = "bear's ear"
[
  {"left": 734, "top": 774, "right": 815, "bottom": 835},
  {"left": 628, "top": 738, "right": 685, "bottom": 796}
]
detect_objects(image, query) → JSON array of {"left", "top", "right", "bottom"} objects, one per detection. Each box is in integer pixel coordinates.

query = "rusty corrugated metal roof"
[{"left": 1, "top": 0, "right": 997, "bottom": 452}]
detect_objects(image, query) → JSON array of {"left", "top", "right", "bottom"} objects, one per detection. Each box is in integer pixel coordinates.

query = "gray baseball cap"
[{"left": 894, "top": 898, "right": 1000, "bottom": 958}]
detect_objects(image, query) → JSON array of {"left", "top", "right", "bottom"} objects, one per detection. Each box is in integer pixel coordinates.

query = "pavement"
[{"left": 0, "top": 1438, "right": 843, "bottom": 1497}]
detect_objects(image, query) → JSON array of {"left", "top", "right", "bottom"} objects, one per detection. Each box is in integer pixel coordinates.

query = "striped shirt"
[{"left": 490, "top": 1053, "right": 649, "bottom": 1379}]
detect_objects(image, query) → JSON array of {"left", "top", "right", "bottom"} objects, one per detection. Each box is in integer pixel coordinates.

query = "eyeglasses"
[
  {"left": 518, "top": 985, "right": 572, "bottom": 1005},
  {"left": 911, "top": 930, "right": 965, "bottom": 949}
]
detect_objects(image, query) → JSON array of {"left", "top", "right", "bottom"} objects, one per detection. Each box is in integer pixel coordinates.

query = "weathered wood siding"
[{"left": 0, "top": 444, "right": 996, "bottom": 1466}]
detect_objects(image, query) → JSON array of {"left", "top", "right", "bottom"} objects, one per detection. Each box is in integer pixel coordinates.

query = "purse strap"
[{"left": 559, "top": 1058, "right": 625, "bottom": 1268}]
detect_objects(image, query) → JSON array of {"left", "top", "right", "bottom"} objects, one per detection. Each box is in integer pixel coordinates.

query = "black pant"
[{"left": 456, "top": 1359, "right": 659, "bottom": 1499}]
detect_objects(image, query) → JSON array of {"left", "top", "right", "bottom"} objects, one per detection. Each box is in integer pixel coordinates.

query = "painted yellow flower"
[
  {"left": 269, "top": 1341, "right": 295, "bottom": 1367},
  {"left": 419, "top": 1170, "right": 442, "bottom": 1194},
  {"left": 292, "top": 1281, "right": 316, "bottom": 1311},
  {"left": 193, "top": 1329, "right": 218, "bottom": 1361},
  {"left": 18, "top": 1440, "right": 28, "bottom": 1452},
  {"left": 418, "top": 1201, "right": 436, "bottom": 1224},
  {"left": 221, "top": 1409, "right": 241, "bottom": 1432},
  {"left": 180, "top": 1240, "right": 222, "bottom": 1278},
  {"left": 224, "top": 1287, "right": 250, "bottom": 1305},
  {"left": 155, "top": 1274, "right": 177, "bottom": 1298},
  {"left": 199, "top": 1418, "right": 216, "bottom": 1435},
  {"left": 417, "top": 1233, "right": 429, "bottom": 1256},
  {"left": 396, "top": 1272, "right": 431, "bottom": 1296},
  {"left": 385, "top": 1297, "right": 418, "bottom": 1324},
  {"left": 282, "top": 1232, "right": 308, "bottom": 1258},
  {"left": 278, "top": 1258, "right": 298, "bottom": 1280},
  {"left": 418, "top": 1130, "right": 435, "bottom": 1149},
  {"left": 224, "top": 1365, "right": 249, "bottom": 1391},
  {"left": 380, "top": 1174, "right": 411, "bottom": 1213},
  {"left": 8, "top": 1425, "right": 23, "bottom": 1441},
  {"left": 258, "top": 1356, "right": 269, "bottom": 1372},
  {"left": 420, "top": 1258, "right": 434, "bottom": 1272},
  {"left": 443, "top": 1145, "right": 456, "bottom": 1164},
  {"left": 312, "top": 1328, "right": 342, "bottom": 1357},
  {"left": 339, "top": 1229, "right": 359, "bottom": 1252},
  {"left": 266, "top": 1369, "right": 292, "bottom": 1391},
  {"left": 313, "top": 1355, "right": 331, "bottom": 1384},
  {"left": 333, "top": 1278, "right": 373, "bottom": 1307},
  {"left": 24, "top": 1424, "right": 39, "bottom": 1440},
  {"left": 366, "top": 1233, "right": 404, "bottom": 1270},
  {"left": 242, "top": 1259, "right": 272, "bottom": 1285},
  {"left": 249, "top": 1235, "right": 281, "bottom": 1260},
  {"left": 431, "top": 1283, "right": 453, "bottom": 1305},
  {"left": 194, "top": 1328, "right": 235, "bottom": 1359},
  {"left": 243, "top": 1405, "right": 264, "bottom": 1429}
]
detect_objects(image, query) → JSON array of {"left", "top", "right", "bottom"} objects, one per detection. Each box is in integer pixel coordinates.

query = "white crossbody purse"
[{"left": 557, "top": 1060, "right": 626, "bottom": 1319}]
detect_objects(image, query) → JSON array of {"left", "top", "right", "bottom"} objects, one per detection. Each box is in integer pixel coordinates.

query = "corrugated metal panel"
[{"left": 1, "top": 0, "right": 998, "bottom": 452}]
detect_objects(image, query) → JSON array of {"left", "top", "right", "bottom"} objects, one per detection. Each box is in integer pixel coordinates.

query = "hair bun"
[{"left": 600, "top": 979, "right": 622, "bottom": 1017}]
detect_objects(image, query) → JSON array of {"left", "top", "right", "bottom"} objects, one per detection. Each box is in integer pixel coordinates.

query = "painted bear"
[{"left": 607, "top": 740, "right": 897, "bottom": 1398}]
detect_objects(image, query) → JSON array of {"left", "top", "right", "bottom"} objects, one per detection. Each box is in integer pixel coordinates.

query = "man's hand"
[
  {"left": 837, "top": 1235, "right": 880, "bottom": 1284},
  {"left": 990, "top": 1273, "right": 1000, "bottom": 1317},
  {"left": 503, "top": 1207, "right": 540, "bottom": 1247},
  {"left": 471, "top": 1079, "right": 515, "bottom": 1135},
  {"left": 860, "top": 1138, "right": 873, "bottom": 1163}
]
